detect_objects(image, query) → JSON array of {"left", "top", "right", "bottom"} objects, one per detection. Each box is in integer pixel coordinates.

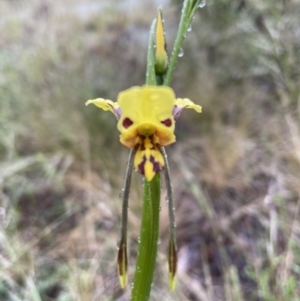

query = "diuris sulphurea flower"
[
  {"left": 86, "top": 85, "right": 201, "bottom": 182},
  {"left": 86, "top": 5, "right": 203, "bottom": 294}
]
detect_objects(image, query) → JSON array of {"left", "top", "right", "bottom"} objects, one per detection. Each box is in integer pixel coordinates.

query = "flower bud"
[{"left": 155, "top": 8, "right": 168, "bottom": 75}]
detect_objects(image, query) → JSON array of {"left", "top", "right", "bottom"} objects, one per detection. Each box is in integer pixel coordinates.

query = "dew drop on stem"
[
  {"left": 198, "top": 0, "right": 206, "bottom": 8},
  {"left": 119, "top": 189, "right": 124, "bottom": 199},
  {"left": 178, "top": 48, "right": 184, "bottom": 57},
  {"left": 187, "top": 24, "right": 192, "bottom": 32}
]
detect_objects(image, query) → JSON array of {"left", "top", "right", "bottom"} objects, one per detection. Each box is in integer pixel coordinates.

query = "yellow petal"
[
  {"left": 144, "top": 160, "right": 156, "bottom": 182},
  {"left": 117, "top": 86, "right": 176, "bottom": 147},
  {"left": 175, "top": 98, "right": 202, "bottom": 113},
  {"left": 134, "top": 136, "right": 165, "bottom": 182},
  {"left": 85, "top": 98, "right": 120, "bottom": 118}
]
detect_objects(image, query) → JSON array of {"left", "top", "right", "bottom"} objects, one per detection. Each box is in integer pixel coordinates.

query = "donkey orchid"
[{"left": 86, "top": 85, "right": 201, "bottom": 182}]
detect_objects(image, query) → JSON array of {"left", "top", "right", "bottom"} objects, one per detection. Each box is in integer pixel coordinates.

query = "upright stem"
[
  {"left": 164, "top": 0, "right": 201, "bottom": 86},
  {"left": 130, "top": 19, "right": 160, "bottom": 301},
  {"left": 130, "top": 175, "right": 161, "bottom": 301},
  {"left": 130, "top": 1, "right": 202, "bottom": 299}
]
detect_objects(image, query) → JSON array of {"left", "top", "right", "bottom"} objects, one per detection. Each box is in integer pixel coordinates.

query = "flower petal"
[
  {"left": 134, "top": 136, "right": 165, "bottom": 182},
  {"left": 85, "top": 98, "right": 121, "bottom": 119},
  {"left": 173, "top": 98, "right": 202, "bottom": 119},
  {"left": 117, "top": 86, "right": 176, "bottom": 147}
]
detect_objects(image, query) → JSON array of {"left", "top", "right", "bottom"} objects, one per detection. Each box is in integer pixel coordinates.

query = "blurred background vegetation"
[{"left": 0, "top": 0, "right": 300, "bottom": 300}]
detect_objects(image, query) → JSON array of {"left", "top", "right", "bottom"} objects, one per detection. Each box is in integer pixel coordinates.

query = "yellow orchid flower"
[{"left": 86, "top": 85, "right": 201, "bottom": 182}]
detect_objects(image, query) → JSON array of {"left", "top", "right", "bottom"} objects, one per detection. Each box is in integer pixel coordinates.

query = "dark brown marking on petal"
[
  {"left": 140, "top": 138, "right": 146, "bottom": 151},
  {"left": 148, "top": 135, "right": 155, "bottom": 150},
  {"left": 138, "top": 136, "right": 146, "bottom": 150},
  {"left": 122, "top": 117, "right": 133, "bottom": 129},
  {"left": 117, "top": 236, "right": 128, "bottom": 277},
  {"left": 161, "top": 118, "right": 172, "bottom": 127},
  {"left": 168, "top": 237, "right": 177, "bottom": 282},
  {"left": 138, "top": 156, "right": 146, "bottom": 175},
  {"left": 150, "top": 155, "right": 161, "bottom": 173}
]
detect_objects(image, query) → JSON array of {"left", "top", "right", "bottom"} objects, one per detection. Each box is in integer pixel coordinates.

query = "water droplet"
[
  {"left": 187, "top": 24, "right": 192, "bottom": 32},
  {"left": 119, "top": 189, "right": 124, "bottom": 199},
  {"left": 0, "top": 207, "right": 6, "bottom": 220},
  {"left": 178, "top": 48, "right": 184, "bottom": 57},
  {"left": 198, "top": 0, "right": 206, "bottom": 8},
  {"left": 157, "top": 238, "right": 161, "bottom": 245},
  {"left": 137, "top": 237, "right": 141, "bottom": 243}
]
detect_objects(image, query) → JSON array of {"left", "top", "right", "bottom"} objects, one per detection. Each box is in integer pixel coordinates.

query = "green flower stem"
[
  {"left": 130, "top": 18, "right": 159, "bottom": 301},
  {"left": 131, "top": 1, "right": 201, "bottom": 299},
  {"left": 130, "top": 174, "right": 161, "bottom": 301},
  {"left": 164, "top": 0, "right": 201, "bottom": 86}
]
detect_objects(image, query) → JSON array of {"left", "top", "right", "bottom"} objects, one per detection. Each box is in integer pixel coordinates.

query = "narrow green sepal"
[
  {"left": 117, "top": 235, "right": 128, "bottom": 289},
  {"left": 168, "top": 235, "right": 177, "bottom": 291},
  {"left": 155, "top": 7, "right": 168, "bottom": 75}
]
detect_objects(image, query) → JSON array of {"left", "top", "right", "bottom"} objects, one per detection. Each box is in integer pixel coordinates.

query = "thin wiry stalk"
[
  {"left": 117, "top": 148, "right": 136, "bottom": 288},
  {"left": 160, "top": 146, "right": 177, "bottom": 290}
]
